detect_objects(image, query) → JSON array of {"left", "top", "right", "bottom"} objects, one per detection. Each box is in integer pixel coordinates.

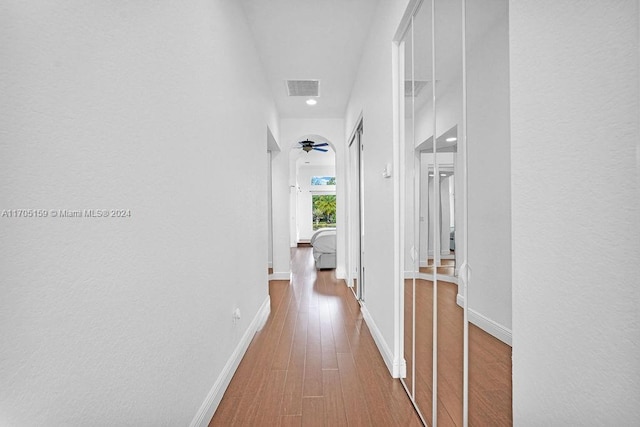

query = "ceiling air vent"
[
  {"left": 405, "top": 80, "right": 429, "bottom": 97},
  {"left": 286, "top": 80, "right": 320, "bottom": 97}
]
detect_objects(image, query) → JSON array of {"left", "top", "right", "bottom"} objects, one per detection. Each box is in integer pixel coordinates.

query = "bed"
[{"left": 310, "top": 228, "right": 336, "bottom": 269}]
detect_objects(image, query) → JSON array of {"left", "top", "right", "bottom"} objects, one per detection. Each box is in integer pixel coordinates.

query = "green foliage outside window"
[{"left": 312, "top": 195, "right": 336, "bottom": 230}]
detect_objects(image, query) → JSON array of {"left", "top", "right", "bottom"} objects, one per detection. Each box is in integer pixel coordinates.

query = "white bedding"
[{"left": 310, "top": 228, "right": 336, "bottom": 269}]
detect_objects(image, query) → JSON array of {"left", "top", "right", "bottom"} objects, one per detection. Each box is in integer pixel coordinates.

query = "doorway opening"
[{"left": 289, "top": 135, "right": 336, "bottom": 247}]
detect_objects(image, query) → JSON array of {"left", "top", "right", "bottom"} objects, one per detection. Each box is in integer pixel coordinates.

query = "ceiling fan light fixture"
[
  {"left": 298, "top": 139, "right": 329, "bottom": 153},
  {"left": 306, "top": 99, "right": 317, "bottom": 106}
]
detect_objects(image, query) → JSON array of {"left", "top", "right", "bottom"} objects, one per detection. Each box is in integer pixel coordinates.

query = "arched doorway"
[{"left": 288, "top": 135, "right": 336, "bottom": 247}]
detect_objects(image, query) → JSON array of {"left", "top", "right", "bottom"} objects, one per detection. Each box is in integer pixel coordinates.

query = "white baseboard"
[
  {"left": 423, "top": 254, "right": 455, "bottom": 261},
  {"left": 346, "top": 272, "right": 354, "bottom": 287},
  {"left": 268, "top": 261, "right": 273, "bottom": 268},
  {"left": 360, "top": 304, "right": 403, "bottom": 378},
  {"left": 405, "top": 271, "right": 459, "bottom": 285},
  {"left": 396, "top": 355, "right": 407, "bottom": 378},
  {"left": 424, "top": 273, "right": 458, "bottom": 284},
  {"left": 189, "top": 296, "right": 271, "bottom": 427},
  {"left": 269, "top": 272, "right": 291, "bottom": 281},
  {"left": 456, "top": 294, "right": 512, "bottom": 346}
]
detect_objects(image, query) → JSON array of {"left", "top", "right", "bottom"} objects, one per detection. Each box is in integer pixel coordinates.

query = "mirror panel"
[
  {"left": 465, "top": 0, "right": 513, "bottom": 424},
  {"left": 401, "top": 17, "right": 415, "bottom": 397},
  {"left": 434, "top": 0, "right": 464, "bottom": 424},
  {"left": 398, "top": 0, "right": 514, "bottom": 424},
  {"left": 412, "top": 0, "right": 435, "bottom": 422}
]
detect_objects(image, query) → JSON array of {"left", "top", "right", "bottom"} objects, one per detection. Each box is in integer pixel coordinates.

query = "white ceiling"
[{"left": 240, "top": 0, "right": 380, "bottom": 119}]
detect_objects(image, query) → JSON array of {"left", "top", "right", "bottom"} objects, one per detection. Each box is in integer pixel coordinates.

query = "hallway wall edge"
[
  {"left": 361, "top": 303, "right": 404, "bottom": 378},
  {"left": 189, "top": 296, "right": 271, "bottom": 427}
]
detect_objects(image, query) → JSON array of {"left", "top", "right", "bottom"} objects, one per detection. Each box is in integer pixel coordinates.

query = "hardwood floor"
[
  {"left": 210, "top": 248, "right": 422, "bottom": 426},
  {"left": 418, "top": 266, "right": 456, "bottom": 277},
  {"left": 419, "top": 258, "right": 456, "bottom": 276},
  {"left": 404, "top": 278, "right": 512, "bottom": 426}
]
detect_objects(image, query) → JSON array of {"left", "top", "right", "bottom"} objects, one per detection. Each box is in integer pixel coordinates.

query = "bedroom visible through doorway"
[{"left": 290, "top": 135, "right": 336, "bottom": 245}]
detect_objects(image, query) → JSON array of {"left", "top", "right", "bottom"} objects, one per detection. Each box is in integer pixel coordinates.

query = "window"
[
  {"left": 312, "top": 195, "right": 336, "bottom": 230},
  {"left": 311, "top": 176, "right": 336, "bottom": 186}
]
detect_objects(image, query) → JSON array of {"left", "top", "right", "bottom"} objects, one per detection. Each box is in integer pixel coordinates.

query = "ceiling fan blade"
[
  {"left": 313, "top": 147, "right": 329, "bottom": 152},
  {"left": 314, "top": 142, "right": 329, "bottom": 147}
]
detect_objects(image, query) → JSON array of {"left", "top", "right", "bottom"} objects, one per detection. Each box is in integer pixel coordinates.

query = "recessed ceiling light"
[
  {"left": 440, "top": 173, "right": 446, "bottom": 176},
  {"left": 446, "top": 137, "right": 457, "bottom": 142},
  {"left": 306, "top": 99, "right": 317, "bottom": 106}
]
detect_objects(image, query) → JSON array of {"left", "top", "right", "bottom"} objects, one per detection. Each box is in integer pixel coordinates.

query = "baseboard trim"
[
  {"left": 360, "top": 304, "right": 403, "bottom": 378},
  {"left": 405, "top": 271, "right": 459, "bottom": 285},
  {"left": 269, "top": 272, "right": 291, "bottom": 281},
  {"left": 456, "top": 294, "right": 512, "bottom": 346},
  {"left": 189, "top": 296, "right": 271, "bottom": 427}
]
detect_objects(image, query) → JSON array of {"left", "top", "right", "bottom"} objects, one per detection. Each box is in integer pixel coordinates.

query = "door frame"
[{"left": 347, "top": 118, "right": 365, "bottom": 302}]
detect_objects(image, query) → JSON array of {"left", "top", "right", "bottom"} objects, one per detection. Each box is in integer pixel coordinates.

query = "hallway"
[{"left": 210, "top": 248, "right": 422, "bottom": 426}]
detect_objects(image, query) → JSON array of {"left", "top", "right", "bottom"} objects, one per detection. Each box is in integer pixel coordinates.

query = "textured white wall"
[
  {"left": 510, "top": 1, "right": 640, "bottom": 424},
  {"left": 0, "top": 1, "right": 278, "bottom": 425},
  {"left": 345, "top": 0, "right": 411, "bottom": 363}
]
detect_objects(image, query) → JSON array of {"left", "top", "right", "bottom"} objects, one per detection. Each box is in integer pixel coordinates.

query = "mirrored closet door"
[
  {"left": 398, "top": 0, "right": 513, "bottom": 425},
  {"left": 401, "top": 0, "right": 443, "bottom": 424}
]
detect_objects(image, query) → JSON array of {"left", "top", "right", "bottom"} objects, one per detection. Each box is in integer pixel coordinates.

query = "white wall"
[
  {"left": 345, "top": 0, "right": 411, "bottom": 374},
  {"left": 510, "top": 1, "right": 640, "bottom": 424},
  {"left": 272, "top": 119, "right": 345, "bottom": 278},
  {"left": 0, "top": 1, "right": 278, "bottom": 425}
]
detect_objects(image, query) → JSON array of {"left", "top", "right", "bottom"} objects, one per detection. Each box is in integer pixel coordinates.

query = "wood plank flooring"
[
  {"left": 420, "top": 258, "right": 456, "bottom": 276},
  {"left": 210, "top": 248, "right": 422, "bottom": 426},
  {"left": 404, "top": 278, "right": 512, "bottom": 426}
]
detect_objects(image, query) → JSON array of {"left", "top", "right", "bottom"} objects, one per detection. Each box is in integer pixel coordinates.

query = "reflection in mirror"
[
  {"left": 398, "top": 0, "right": 514, "bottom": 424},
  {"left": 401, "top": 16, "right": 415, "bottom": 399},
  {"left": 433, "top": 0, "right": 464, "bottom": 424},
  {"left": 418, "top": 127, "right": 458, "bottom": 279},
  {"left": 412, "top": 0, "right": 434, "bottom": 423},
  {"left": 466, "top": 0, "right": 513, "bottom": 424}
]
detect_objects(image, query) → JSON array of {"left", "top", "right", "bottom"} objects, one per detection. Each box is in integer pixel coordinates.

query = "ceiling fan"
[{"left": 297, "top": 139, "right": 329, "bottom": 153}]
